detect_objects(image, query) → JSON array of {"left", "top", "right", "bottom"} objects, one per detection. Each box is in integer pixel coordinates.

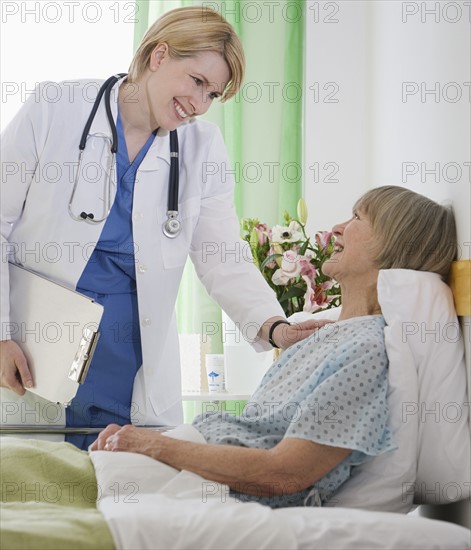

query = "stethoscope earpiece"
[{"left": 80, "top": 212, "right": 94, "bottom": 220}]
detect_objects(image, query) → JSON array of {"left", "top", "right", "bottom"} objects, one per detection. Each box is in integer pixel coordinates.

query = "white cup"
[{"left": 205, "top": 354, "right": 225, "bottom": 393}]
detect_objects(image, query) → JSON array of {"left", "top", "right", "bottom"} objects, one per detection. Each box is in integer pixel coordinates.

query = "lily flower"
[
  {"left": 254, "top": 223, "right": 271, "bottom": 246},
  {"left": 297, "top": 198, "right": 308, "bottom": 225},
  {"left": 315, "top": 231, "right": 333, "bottom": 252},
  {"left": 299, "top": 257, "right": 317, "bottom": 281},
  {"left": 303, "top": 278, "right": 337, "bottom": 313}
]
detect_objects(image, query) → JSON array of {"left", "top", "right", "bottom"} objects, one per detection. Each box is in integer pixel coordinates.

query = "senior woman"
[{"left": 93, "top": 185, "right": 457, "bottom": 508}]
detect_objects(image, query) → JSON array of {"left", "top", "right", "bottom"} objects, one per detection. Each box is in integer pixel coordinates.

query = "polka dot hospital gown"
[{"left": 193, "top": 315, "right": 397, "bottom": 508}]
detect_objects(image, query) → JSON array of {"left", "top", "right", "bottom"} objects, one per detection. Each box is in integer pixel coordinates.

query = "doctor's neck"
[{"left": 118, "top": 80, "right": 160, "bottom": 136}]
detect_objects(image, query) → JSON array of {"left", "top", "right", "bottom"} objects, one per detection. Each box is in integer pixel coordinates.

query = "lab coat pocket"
[{"left": 161, "top": 196, "right": 201, "bottom": 269}]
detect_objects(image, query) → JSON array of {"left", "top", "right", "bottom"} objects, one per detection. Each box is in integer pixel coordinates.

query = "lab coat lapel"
[{"left": 139, "top": 129, "right": 171, "bottom": 170}]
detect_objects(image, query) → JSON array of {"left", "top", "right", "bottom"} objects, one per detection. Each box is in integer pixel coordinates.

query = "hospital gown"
[{"left": 193, "top": 315, "right": 397, "bottom": 508}]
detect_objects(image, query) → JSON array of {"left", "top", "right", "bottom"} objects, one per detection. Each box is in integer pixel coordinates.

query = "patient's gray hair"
[{"left": 355, "top": 186, "right": 457, "bottom": 280}]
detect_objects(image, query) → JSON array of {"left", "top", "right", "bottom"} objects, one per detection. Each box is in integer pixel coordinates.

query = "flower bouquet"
[{"left": 241, "top": 199, "right": 341, "bottom": 318}]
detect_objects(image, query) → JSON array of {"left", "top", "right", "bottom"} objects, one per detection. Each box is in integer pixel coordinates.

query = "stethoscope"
[{"left": 68, "top": 73, "right": 182, "bottom": 238}]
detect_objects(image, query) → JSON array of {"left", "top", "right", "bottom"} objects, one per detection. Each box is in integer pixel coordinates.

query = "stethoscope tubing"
[
  {"left": 79, "top": 73, "right": 126, "bottom": 152},
  {"left": 168, "top": 129, "right": 179, "bottom": 213},
  {"left": 70, "top": 74, "right": 181, "bottom": 237}
]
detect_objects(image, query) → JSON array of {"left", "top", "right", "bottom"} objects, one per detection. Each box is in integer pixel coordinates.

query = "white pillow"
[{"left": 289, "top": 269, "right": 470, "bottom": 513}]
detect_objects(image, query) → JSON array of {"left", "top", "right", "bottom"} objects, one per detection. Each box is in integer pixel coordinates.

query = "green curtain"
[{"left": 133, "top": 0, "right": 304, "bottom": 345}]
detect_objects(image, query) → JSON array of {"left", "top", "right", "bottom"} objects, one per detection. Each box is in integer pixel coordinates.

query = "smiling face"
[
  {"left": 137, "top": 45, "right": 230, "bottom": 131},
  {"left": 322, "top": 208, "right": 378, "bottom": 285}
]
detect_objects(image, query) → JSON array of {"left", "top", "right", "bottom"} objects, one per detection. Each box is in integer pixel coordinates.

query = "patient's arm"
[{"left": 91, "top": 425, "right": 350, "bottom": 497}]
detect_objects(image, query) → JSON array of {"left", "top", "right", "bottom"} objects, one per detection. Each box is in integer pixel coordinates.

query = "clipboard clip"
[{"left": 68, "top": 328, "right": 100, "bottom": 384}]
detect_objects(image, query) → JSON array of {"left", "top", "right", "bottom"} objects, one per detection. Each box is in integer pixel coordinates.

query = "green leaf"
[
  {"left": 261, "top": 254, "right": 281, "bottom": 270},
  {"left": 299, "top": 239, "right": 311, "bottom": 256},
  {"left": 278, "top": 285, "right": 306, "bottom": 302}
]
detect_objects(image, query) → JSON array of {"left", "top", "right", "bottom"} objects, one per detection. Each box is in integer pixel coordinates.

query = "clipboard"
[{"left": 7, "top": 263, "right": 104, "bottom": 404}]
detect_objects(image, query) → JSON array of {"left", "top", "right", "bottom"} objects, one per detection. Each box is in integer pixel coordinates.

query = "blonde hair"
[
  {"left": 127, "top": 6, "right": 244, "bottom": 102},
  {"left": 355, "top": 186, "right": 457, "bottom": 280}
]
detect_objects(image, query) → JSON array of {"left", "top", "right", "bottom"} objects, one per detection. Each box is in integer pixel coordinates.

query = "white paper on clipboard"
[{"left": 7, "top": 263, "right": 104, "bottom": 404}]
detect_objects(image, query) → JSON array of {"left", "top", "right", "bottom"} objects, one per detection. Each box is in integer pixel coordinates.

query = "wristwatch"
[{"left": 268, "top": 320, "right": 291, "bottom": 348}]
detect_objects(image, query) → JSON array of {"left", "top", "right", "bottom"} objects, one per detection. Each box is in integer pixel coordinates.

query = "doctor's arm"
[
  {"left": 0, "top": 86, "right": 46, "bottom": 393},
  {"left": 189, "top": 128, "right": 328, "bottom": 351},
  {"left": 91, "top": 424, "right": 351, "bottom": 497},
  {"left": 259, "top": 316, "right": 334, "bottom": 350}
]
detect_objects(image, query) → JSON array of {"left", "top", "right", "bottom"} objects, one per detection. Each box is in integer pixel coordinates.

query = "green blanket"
[{"left": 0, "top": 438, "right": 115, "bottom": 550}]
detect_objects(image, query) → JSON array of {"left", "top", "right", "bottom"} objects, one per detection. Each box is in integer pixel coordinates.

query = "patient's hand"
[
  {"left": 91, "top": 424, "right": 162, "bottom": 458},
  {"left": 90, "top": 424, "right": 122, "bottom": 451}
]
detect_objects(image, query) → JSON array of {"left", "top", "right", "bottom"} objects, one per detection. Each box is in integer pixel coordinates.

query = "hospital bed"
[{"left": 1, "top": 262, "right": 470, "bottom": 549}]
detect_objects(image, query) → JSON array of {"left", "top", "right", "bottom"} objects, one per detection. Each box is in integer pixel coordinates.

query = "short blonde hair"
[
  {"left": 355, "top": 186, "right": 457, "bottom": 280},
  {"left": 127, "top": 6, "right": 244, "bottom": 102}
]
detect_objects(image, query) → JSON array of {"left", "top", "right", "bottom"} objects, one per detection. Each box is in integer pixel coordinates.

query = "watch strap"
[{"left": 268, "top": 319, "right": 291, "bottom": 348}]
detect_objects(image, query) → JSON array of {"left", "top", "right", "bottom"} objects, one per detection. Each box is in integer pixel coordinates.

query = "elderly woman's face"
[{"left": 322, "top": 208, "right": 377, "bottom": 283}]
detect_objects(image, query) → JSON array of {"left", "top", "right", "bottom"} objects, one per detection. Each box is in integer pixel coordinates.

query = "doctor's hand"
[
  {"left": 0, "top": 340, "right": 33, "bottom": 395},
  {"left": 269, "top": 318, "right": 335, "bottom": 350}
]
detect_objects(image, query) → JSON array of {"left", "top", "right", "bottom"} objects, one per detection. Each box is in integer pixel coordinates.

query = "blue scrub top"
[{"left": 65, "top": 112, "right": 157, "bottom": 449}]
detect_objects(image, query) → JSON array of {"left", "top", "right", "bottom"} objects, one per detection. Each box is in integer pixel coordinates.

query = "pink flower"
[
  {"left": 281, "top": 250, "right": 301, "bottom": 274},
  {"left": 265, "top": 245, "right": 278, "bottom": 269},
  {"left": 302, "top": 277, "right": 320, "bottom": 313},
  {"left": 254, "top": 223, "right": 271, "bottom": 246},
  {"left": 315, "top": 231, "right": 333, "bottom": 252},
  {"left": 299, "top": 257, "right": 317, "bottom": 280},
  {"left": 320, "top": 280, "right": 335, "bottom": 291},
  {"left": 302, "top": 278, "right": 336, "bottom": 313},
  {"left": 272, "top": 250, "right": 301, "bottom": 285}
]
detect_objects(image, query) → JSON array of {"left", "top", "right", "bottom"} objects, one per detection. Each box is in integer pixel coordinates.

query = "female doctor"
[{"left": 0, "top": 7, "right": 319, "bottom": 449}]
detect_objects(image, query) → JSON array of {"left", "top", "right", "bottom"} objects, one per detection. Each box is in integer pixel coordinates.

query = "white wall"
[
  {"left": 304, "top": 0, "right": 371, "bottom": 230},
  {"left": 304, "top": 0, "right": 470, "bottom": 251},
  {"left": 367, "top": 0, "right": 470, "bottom": 258},
  {"left": 1, "top": 0, "right": 135, "bottom": 130}
]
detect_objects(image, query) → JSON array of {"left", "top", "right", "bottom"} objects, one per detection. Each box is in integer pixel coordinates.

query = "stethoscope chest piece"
[{"left": 163, "top": 211, "right": 182, "bottom": 238}]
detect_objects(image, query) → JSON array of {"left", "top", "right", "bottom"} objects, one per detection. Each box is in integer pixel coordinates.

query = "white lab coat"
[{"left": 0, "top": 79, "right": 284, "bottom": 426}]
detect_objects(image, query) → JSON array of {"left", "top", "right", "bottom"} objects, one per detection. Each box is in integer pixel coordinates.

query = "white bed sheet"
[{"left": 90, "top": 426, "right": 470, "bottom": 550}]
